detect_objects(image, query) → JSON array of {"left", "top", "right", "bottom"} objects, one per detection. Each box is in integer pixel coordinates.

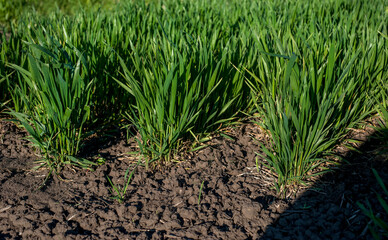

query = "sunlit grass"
[
  {"left": 7, "top": 32, "right": 95, "bottom": 177},
  {"left": 0, "top": 0, "right": 386, "bottom": 194}
]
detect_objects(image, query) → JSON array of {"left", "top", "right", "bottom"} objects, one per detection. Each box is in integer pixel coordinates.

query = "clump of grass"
[
  {"left": 7, "top": 33, "right": 95, "bottom": 177},
  {"left": 115, "top": 21, "right": 246, "bottom": 167},
  {"left": 374, "top": 80, "right": 388, "bottom": 150},
  {"left": 248, "top": 41, "right": 384, "bottom": 194},
  {"left": 116, "top": 45, "right": 220, "bottom": 167}
]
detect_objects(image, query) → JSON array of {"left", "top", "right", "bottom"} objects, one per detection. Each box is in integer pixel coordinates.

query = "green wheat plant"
[
  {"left": 0, "top": 24, "right": 27, "bottom": 110},
  {"left": 243, "top": 0, "right": 387, "bottom": 194},
  {"left": 7, "top": 37, "right": 95, "bottom": 177},
  {"left": 106, "top": 164, "right": 137, "bottom": 204},
  {"left": 374, "top": 79, "right": 388, "bottom": 150},
  {"left": 248, "top": 41, "right": 384, "bottom": 193},
  {"left": 114, "top": 7, "right": 249, "bottom": 166},
  {"left": 116, "top": 44, "right": 219, "bottom": 167},
  {"left": 248, "top": 52, "right": 336, "bottom": 193}
]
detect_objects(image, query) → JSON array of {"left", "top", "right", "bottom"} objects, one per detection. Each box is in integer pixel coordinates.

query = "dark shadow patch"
[{"left": 261, "top": 129, "right": 388, "bottom": 240}]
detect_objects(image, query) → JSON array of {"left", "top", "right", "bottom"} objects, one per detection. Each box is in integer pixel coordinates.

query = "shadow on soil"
[
  {"left": 260, "top": 129, "right": 388, "bottom": 240},
  {"left": 78, "top": 124, "right": 136, "bottom": 160}
]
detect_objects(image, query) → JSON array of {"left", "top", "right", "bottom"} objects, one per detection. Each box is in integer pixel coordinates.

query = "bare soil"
[{"left": 0, "top": 119, "right": 387, "bottom": 239}]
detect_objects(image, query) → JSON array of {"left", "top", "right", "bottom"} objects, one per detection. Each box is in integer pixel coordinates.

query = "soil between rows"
[{"left": 0, "top": 119, "right": 387, "bottom": 239}]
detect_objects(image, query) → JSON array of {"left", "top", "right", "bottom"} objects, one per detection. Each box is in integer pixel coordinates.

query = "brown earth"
[{"left": 0, "top": 119, "right": 387, "bottom": 239}]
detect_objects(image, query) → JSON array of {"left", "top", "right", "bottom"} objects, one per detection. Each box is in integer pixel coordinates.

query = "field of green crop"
[{"left": 1, "top": 0, "right": 387, "bottom": 200}]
